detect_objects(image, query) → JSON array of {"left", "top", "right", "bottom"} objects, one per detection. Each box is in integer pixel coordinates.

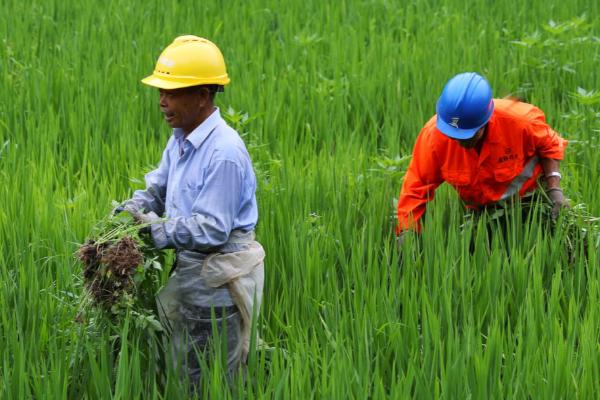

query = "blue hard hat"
[{"left": 436, "top": 72, "right": 494, "bottom": 140}]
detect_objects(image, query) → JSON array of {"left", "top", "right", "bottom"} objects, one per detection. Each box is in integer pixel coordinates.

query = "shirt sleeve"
[
  {"left": 396, "top": 129, "right": 443, "bottom": 233},
  {"left": 526, "top": 107, "right": 567, "bottom": 160},
  {"left": 122, "top": 144, "right": 170, "bottom": 216},
  {"left": 151, "top": 159, "right": 244, "bottom": 250}
]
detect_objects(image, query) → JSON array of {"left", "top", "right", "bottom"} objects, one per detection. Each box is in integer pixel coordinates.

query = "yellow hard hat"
[{"left": 142, "top": 35, "right": 230, "bottom": 89}]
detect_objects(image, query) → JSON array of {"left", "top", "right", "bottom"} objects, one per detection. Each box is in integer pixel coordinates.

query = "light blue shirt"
[{"left": 126, "top": 108, "right": 258, "bottom": 250}]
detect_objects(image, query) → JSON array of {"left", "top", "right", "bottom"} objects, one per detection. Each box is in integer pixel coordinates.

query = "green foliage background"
[{"left": 1, "top": 0, "right": 599, "bottom": 398}]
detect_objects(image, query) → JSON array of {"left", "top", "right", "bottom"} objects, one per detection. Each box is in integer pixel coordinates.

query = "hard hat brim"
[
  {"left": 141, "top": 75, "right": 230, "bottom": 89},
  {"left": 141, "top": 75, "right": 198, "bottom": 90},
  {"left": 436, "top": 116, "right": 483, "bottom": 140}
]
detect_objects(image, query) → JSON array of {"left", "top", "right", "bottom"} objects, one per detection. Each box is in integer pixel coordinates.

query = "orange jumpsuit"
[{"left": 396, "top": 99, "right": 567, "bottom": 233}]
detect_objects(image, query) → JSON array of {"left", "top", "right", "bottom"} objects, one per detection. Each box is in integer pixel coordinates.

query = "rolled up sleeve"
[{"left": 527, "top": 108, "right": 567, "bottom": 160}]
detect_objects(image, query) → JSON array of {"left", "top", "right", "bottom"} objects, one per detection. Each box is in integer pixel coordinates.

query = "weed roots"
[{"left": 77, "top": 236, "right": 143, "bottom": 308}]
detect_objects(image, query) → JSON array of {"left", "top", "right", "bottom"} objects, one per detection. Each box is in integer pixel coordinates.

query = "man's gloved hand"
[
  {"left": 113, "top": 203, "right": 138, "bottom": 216},
  {"left": 112, "top": 204, "right": 159, "bottom": 236},
  {"left": 547, "top": 187, "right": 569, "bottom": 220},
  {"left": 131, "top": 211, "right": 160, "bottom": 236},
  {"left": 113, "top": 205, "right": 125, "bottom": 215}
]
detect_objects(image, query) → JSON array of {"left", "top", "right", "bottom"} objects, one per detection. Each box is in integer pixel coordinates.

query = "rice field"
[{"left": 1, "top": 0, "right": 599, "bottom": 398}]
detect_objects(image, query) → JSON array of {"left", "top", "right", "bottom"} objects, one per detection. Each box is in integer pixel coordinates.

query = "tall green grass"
[{"left": 1, "top": 0, "right": 599, "bottom": 398}]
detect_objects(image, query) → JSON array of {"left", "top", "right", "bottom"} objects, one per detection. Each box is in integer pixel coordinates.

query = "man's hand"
[
  {"left": 130, "top": 211, "right": 160, "bottom": 236},
  {"left": 113, "top": 205, "right": 125, "bottom": 215},
  {"left": 113, "top": 203, "right": 138, "bottom": 216},
  {"left": 546, "top": 187, "right": 569, "bottom": 220}
]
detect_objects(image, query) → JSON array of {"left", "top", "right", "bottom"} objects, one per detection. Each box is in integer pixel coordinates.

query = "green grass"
[{"left": 1, "top": 0, "right": 599, "bottom": 398}]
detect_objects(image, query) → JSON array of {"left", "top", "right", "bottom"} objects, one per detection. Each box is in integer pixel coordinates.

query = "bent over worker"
[
  {"left": 119, "top": 36, "right": 265, "bottom": 386},
  {"left": 396, "top": 72, "right": 568, "bottom": 241}
]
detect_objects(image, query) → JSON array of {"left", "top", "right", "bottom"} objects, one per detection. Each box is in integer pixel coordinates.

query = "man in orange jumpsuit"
[{"left": 396, "top": 72, "right": 568, "bottom": 241}]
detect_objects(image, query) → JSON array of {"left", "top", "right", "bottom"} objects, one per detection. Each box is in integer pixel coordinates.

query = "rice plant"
[{"left": 1, "top": 0, "right": 599, "bottom": 398}]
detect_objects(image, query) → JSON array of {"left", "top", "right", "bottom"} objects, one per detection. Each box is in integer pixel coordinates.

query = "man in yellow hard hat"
[{"left": 118, "top": 35, "right": 265, "bottom": 387}]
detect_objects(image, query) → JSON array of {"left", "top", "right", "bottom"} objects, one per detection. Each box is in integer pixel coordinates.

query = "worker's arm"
[
  {"left": 527, "top": 107, "right": 568, "bottom": 217},
  {"left": 396, "top": 129, "right": 443, "bottom": 234},
  {"left": 540, "top": 157, "right": 561, "bottom": 189},
  {"left": 150, "top": 158, "right": 246, "bottom": 250},
  {"left": 540, "top": 157, "right": 569, "bottom": 218}
]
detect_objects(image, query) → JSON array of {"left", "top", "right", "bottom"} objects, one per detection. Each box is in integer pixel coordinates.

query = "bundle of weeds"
[
  {"left": 554, "top": 202, "right": 600, "bottom": 259},
  {"left": 76, "top": 209, "right": 166, "bottom": 331},
  {"left": 462, "top": 193, "right": 599, "bottom": 263},
  {"left": 526, "top": 192, "right": 599, "bottom": 260}
]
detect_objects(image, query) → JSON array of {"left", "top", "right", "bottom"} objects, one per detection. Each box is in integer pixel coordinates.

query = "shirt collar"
[{"left": 173, "top": 107, "right": 223, "bottom": 149}]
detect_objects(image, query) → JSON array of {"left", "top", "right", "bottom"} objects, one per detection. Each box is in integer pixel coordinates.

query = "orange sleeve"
[
  {"left": 396, "top": 127, "right": 443, "bottom": 234},
  {"left": 525, "top": 107, "right": 567, "bottom": 160}
]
